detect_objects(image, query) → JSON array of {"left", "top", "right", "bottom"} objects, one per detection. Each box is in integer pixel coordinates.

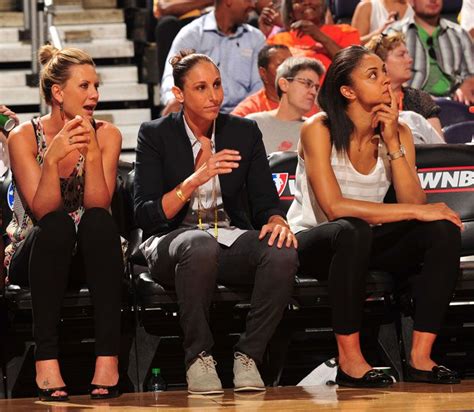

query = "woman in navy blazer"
[{"left": 134, "top": 50, "right": 298, "bottom": 395}]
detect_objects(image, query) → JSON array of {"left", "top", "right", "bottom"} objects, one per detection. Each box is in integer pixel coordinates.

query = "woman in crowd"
[
  {"left": 134, "top": 50, "right": 298, "bottom": 395},
  {"left": 352, "top": 0, "right": 414, "bottom": 44},
  {"left": 6, "top": 46, "right": 124, "bottom": 401},
  {"left": 366, "top": 31, "right": 444, "bottom": 137},
  {"left": 268, "top": 0, "right": 360, "bottom": 70},
  {"left": 288, "top": 45, "right": 461, "bottom": 387}
]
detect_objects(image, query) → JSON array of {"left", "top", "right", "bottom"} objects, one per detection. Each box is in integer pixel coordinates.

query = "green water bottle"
[{"left": 147, "top": 367, "right": 167, "bottom": 392}]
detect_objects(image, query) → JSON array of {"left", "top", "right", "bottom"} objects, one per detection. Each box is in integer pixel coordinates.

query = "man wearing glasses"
[
  {"left": 390, "top": 0, "right": 474, "bottom": 105},
  {"left": 246, "top": 56, "right": 324, "bottom": 154}
]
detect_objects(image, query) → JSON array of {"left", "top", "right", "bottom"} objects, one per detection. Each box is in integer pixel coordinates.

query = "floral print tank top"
[{"left": 4, "top": 117, "right": 86, "bottom": 270}]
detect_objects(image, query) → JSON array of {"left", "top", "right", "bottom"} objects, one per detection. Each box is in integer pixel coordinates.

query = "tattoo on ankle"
[{"left": 43, "top": 379, "right": 49, "bottom": 387}]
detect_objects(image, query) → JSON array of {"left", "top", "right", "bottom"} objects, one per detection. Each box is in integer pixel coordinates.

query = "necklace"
[{"left": 195, "top": 123, "right": 218, "bottom": 239}]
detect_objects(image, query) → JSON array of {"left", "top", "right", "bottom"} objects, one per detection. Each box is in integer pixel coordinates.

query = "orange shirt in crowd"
[
  {"left": 267, "top": 24, "right": 361, "bottom": 70},
  {"left": 232, "top": 88, "right": 319, "bottom": 117}
]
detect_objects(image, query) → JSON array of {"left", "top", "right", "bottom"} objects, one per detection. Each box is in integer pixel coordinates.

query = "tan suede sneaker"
[
  {"left": 186, "top": 352, "right": 223, "bottom": 395},
  {"left": 233, "top": 352, "right": 266, "bottom": 392}
]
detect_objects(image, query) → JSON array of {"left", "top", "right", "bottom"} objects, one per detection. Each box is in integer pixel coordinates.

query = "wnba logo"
[{"left": 418, "top": 167, "right": 474, "bottom": 193}]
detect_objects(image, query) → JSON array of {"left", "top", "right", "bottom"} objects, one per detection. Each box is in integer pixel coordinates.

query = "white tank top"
[
  {"left": 369, "top": 0, "right": 414, "bottom": 32},
  {"left": 287, "top": 141, "right": 392, "bottom": 233}
]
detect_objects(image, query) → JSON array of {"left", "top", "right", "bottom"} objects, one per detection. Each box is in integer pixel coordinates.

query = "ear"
[
  {"left": 172, "top": 86, "right": 184, "bottom": 104},
  {"left": 258, "top": 67, "right": 267, "bottom": 84},
  {"left": 278, "top": 77, "right": 290, "bottom": 95},
  {"left": 51, "top": 84, "right": 63, "bottom": 104},
  {"left": 340, "top": 85, "right": 356, "bottom": 101}
]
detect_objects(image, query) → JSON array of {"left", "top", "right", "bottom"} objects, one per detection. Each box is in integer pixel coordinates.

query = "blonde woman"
[{"left": 6, "top": 46, "right": 123, "bottom": 401}]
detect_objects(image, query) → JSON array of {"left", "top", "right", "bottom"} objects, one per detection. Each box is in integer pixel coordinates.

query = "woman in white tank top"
[
  {"left": 288, "top": 46, "right": 462, "bottom": 387},
  {"left": 352, "top": 0, "right": 414, "bottom": 44}
]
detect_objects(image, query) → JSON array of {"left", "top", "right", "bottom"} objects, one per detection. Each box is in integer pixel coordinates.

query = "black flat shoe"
[
  {"left": 37, "top": 386, "right": 69, "bottom": 402},
  {"left": 405, "top": 364, "right": 460, "bottom": 384},
  {"left": 90, "top": 384, "right": 120, "bottom": 400},
  {"left": 335, "top": 368, "right": 393, "bottom": 388}
]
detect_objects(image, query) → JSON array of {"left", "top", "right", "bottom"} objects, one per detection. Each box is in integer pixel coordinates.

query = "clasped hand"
[{"left": 44, "top": 116, "right": 98, "bottom": 164}]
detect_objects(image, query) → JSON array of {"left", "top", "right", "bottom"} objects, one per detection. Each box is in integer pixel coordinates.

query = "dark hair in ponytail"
[
  {"left": 170, "top": 49, "right": 218, "bottom": 89},
  {"left": 317, "top": 45, "right": 373, "bottom": 153}
]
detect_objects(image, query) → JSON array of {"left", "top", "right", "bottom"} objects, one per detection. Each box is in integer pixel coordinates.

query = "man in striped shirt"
[{"left": 390, "top": 0, "right": 474, "bottom": 105}]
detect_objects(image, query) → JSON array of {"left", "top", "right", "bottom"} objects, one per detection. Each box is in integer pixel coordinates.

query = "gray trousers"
[{"left": 148, "top": 228, "right": 298, "bottom": 367}]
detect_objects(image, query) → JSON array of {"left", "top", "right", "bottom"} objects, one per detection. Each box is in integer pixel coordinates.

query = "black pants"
[
  {"left": 155, "top": 15, "right": 197, "bottom": 80},
  {"left": 148, "top": 229, "right": 299, "bottom": 367},
  {"left": 296, "top": 218, "right": 461, "bottom": 335},
  {"left": 8, "top": 209, "right": 124, "bottom": 361}
]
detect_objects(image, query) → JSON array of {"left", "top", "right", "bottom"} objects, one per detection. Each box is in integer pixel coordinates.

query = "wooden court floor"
[{"left": 1, "top": 381, "right": 474, "bottom": 411}]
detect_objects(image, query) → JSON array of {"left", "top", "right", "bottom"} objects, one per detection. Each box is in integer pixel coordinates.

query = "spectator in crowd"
[
  {"left": 267, "top": 0, "right": 360, "bottom": 70},
  {"left": 247, "top": 56, "right": 324, "bottom": 153},
  {"left": 288, "top": 46, "right": 461, "bottom": 388},
  {"left": 390, "top": 0, "right": 474, "bottom": 105},
  {"left": 160, "top": 0, "right": 265, "bottom": 114},
  {"left": 352, "top": 0, "right": 414, "bottom": 44},
  {"left": 0, "top": 104, "right": 18, "bottom": 289},
  {"left": 233, "top": 44, "right": 319, "bottom": 118},
  {"left": 154, "top": 0, "right": 213, "bottom": 79},
  {"left": 258, "top": 0, "right": 284, "bottom": 37},
  {"left": 460, "top": 0, "right": 474, "bottom": 40},
  {"left": 6, "top": 46, "right": 124, "bottom": 401},
  {"left": 134, "top": 51, "right": 298, "bottom": 395},
  {"left": 366, "top": 31, "right": 444, "bottom": 137}
]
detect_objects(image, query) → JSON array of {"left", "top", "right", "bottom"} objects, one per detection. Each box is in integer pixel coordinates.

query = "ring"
[
  {"left": 216, "top": 161, "right": 220, "bottom": 168},
  {"left": 68, "top": 136, "right": 73, "bottom": 145}
]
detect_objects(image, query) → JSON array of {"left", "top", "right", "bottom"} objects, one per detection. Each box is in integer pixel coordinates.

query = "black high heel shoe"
[
  {"left": 37, "top": 386, "right": 69, "bottom": 402},
  {"left": 90, "top": 383, "right": 120, "bottom": 400}
]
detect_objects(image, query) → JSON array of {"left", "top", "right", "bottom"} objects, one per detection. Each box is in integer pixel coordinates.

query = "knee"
[
  {"left": 424, "top": 220, "right": 461, "bottom": 251},
  {"left": 37, "top": 210, "right": 76, "bottom": 243},
  {"left": 261, "top": 244, "right": 299, "bottom": 283},
  {"left": 80, "top": 207, "right": 113, "bottom": 227},
  {"left": 333, "top": 217, "right": 372, "bottom": 252},
  {"left": 178, "top": 232, "right": 219, "bottom": 267}
]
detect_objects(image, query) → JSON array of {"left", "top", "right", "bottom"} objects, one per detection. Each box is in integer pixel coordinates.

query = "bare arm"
[
  {"left": 428, "top": 117, "right": 444, "bottom": 139},
  {"left": 352, "top": 1, "right": 397, "bottom": 44},
  {"left": 301, "top": 115, "right": 461, "bottom": 228},
  {"left": 290, "top": 20, "right": 342, "bottom": 58},
  {"left": 8, "top": 117, "right": 89, "bottom": 220},
  {"left": 83, "top": 120, "right": 122, "bottom": 209},
  {"left": 154, "top": 0, "right": 212, "bottom": 17}
]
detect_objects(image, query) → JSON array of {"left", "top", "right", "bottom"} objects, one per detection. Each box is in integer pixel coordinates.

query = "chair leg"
[
  {"left": 133, "top": 325, "right": 161, "bottom": 392},
  {"left": 6, "top": 342, "right": 34, "bottom": 398},
  {"left": 261, "top": 327, "right": 292, "bottom": 387},
  {"left": 377, "top": 322, "right": 403, "bottom": 381}
]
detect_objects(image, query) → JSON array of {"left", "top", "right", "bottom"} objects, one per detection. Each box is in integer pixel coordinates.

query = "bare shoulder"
[
  {"left": 7, "top": 121, "right": 36, "bottom": 152},
  {"left": 354, "top": 0, "right": 372, "bottom": 15},
  {"left": 95, "top": 120, "right": 122, "bottom": 144},
  {"left": 301, "top": 112, "right": 330, "bottom": 143}
]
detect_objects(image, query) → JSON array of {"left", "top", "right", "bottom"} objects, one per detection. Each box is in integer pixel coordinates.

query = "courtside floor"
[{"left": 1, "top": 382, "right": 474, "bottom": 411}]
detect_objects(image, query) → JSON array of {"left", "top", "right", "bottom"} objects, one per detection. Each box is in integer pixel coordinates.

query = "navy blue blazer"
[{"left": 133, "top": 111, "right": 285, "bottom": 240}]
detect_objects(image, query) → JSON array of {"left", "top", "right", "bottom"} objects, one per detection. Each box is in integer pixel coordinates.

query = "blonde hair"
[
  {"left": 365, "top": 32, "right": 406, "bottom": 61},
  {"left": 38, "top": 45, "right": 95, "bottom": 104}
]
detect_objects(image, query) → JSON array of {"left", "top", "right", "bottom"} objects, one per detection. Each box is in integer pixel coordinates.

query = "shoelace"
[
  {"left": 198, "top": 352, "right": 217, "bottom": 373},
  {"left": 236, "top": 353, "right": 255, "bottom": 371}
]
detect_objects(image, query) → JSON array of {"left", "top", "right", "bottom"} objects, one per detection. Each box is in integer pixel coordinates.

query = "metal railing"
[{"left": 24, "top": 0, "right": 63, "bottom": 114}]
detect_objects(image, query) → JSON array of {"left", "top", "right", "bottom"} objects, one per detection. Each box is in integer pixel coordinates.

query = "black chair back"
[
  {"left": 268, "top": 151, "right": 298, "bottom": 214},
  {"left": 443, "top": 121, "right": 474, "bottom": 144},
  {"left": 435, "top": 98, "right": 474, "bottom": 128},
  {"left": 328, "top": 0, "right": 360, "bottom": 23},
  {"left": 415, "top": 144, "right": 474, "bottom": 255}
]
